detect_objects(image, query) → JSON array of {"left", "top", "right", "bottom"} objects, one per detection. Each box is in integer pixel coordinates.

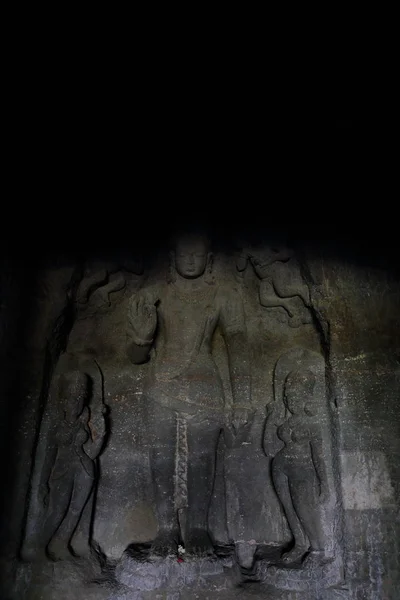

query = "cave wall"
[{"left": 0, "top": 235, "right": 399, "bottom": 600}]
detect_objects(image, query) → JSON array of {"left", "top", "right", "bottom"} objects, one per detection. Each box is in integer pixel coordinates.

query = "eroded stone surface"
[{"left": 1, "top": 233, "right": 399, "bottom": 600}]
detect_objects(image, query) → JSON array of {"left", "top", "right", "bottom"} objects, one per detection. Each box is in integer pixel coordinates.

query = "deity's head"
[
  {"left": 170, "top": 233, "right": 212, "bottom": 281},
  {"left": 59, "top": 371, "right": 90, "bottom": 423},
  {"left": 283, "top": 368, "right": 316, "bottom": 415}
]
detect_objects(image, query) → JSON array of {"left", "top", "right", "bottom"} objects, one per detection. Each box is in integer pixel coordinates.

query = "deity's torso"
[
  {"left": 275, "top": 416, "right": 316, "bottom": 472},
  {"left": 51, "top": 414, "right": 94, "bottom": 480},
  {"left": 139, "top": 281, "right": 229, "bottom": 415}
]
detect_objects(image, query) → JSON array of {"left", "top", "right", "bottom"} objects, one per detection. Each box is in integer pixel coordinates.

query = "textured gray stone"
[{"left": 1, "top": 233, "right": 399, "bottom": 600}]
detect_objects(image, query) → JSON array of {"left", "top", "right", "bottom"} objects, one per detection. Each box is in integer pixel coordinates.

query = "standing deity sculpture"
[
  {"left": 40, "top": 370, "right": 107, "bottom": 560},
  {"left": 267, "top": 366, "right": 332, "bottom": 565},
  {"left": 127, "top": 233, "right": 251, "bottom": 556}
]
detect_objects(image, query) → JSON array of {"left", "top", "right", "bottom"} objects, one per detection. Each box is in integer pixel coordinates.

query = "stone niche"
[{"left": 1, "top": 231, "right": 399, "bottom": 600}]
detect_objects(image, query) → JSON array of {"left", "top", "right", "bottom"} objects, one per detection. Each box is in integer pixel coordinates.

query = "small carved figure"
[
  {"left": 127, "top": 233, "right": 251, "bottom": 556},
  {"left": 270, "top": 368, "right": 330, "bottom": 564},
  {"left": 76, "top": 258, "right": 143, "bottom": 310},
  {"left": 43, "top": 370, "right": 106, "bottom": 560},
  {"left": 236, "top": 244, "right": 312, "bottom": 327}
]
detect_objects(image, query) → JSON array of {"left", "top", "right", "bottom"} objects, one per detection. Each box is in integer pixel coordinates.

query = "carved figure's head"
[
  {"left": 59, "top": 371, "right": 90, "bottom": 423},
  {"left": 284, "top": 368, "right": 316, "bottom": 415},
  {"left": 170, "top": 234, "right": 212, "bottom": 281}
]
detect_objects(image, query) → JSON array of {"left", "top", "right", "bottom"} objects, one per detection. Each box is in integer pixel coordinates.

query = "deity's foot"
[
  {"left": 70, "top": 542, "right": 92, "bottom": 560},
  {"left": 235, "top": 541, "right": 257, "bottom": 570},
  {"left": 150, "top": 530, "right": 180, "bottom": 557},
  {"left": 46, "top": 539, "right": 73, "bottom": 562},
  {"left": 184, "top": 529, "right": 215, "bottom": 556},
  {"left": 281, "top": 544, "right": 309, "bottom": 565},
  {"left": 306, "top": 549, "right": 335, "bottom": 565}
]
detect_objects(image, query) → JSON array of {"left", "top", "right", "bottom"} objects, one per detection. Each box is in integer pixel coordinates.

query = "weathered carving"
[
  {"left": 41, "top": 370, "right": 107, "bottom": 560},
  {"left": 271, "top": 370, "right": 329, "bottom": 563},
  {"left": 127, "top": 234, "right": 251, "bottom": 556},
  {"left": 236, "top": 244, "right": 312, "bottom": 327},
  {"left": 265, "top": 349, "right": 334, "bottom": 566},
  {"left": 8, "top": 234, "right": 374, "bottom": 600},
  {"left": 76, "top": 258, "right": 143, "bottom": 314}
]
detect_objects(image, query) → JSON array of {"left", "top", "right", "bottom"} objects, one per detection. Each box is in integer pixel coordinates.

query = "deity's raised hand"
[{"left": 128, "top": 295, "right": 157, "bottom": 343}]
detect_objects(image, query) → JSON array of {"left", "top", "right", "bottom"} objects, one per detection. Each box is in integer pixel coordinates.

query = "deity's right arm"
[{"left": 127, "top": 286, "right": 159, "bottom": 364}]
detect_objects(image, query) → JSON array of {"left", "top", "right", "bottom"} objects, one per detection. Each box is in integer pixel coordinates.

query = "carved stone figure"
[
  {"left": 76, "top": 258, "right": 143, "bottom": 313},
  {"left": 236, "top": 244, "right": 312, "bottom": 327},
  {"left": 127, "top": 234, "right": 251, "bottom": 556},
  {"left": 42, "top": 370, "right": 107, "bottom": 560},
  {"left": 269, "top": 368, "right": 330, "bottom": 564}
]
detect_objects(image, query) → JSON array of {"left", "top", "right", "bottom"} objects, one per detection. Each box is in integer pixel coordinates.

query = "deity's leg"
[
  {"left": 184, "top": 419, "right": 220, "bottom": 554},
  {"left": 271, "top": 466, "right": 309, "bottom": 563},
  {"left": 53, "top": 472, "right": 95, "bottom": 558},
  {"left": 46, "top": 476, "right": 74, "bottom": 561},
  {"left": 289, "top": 477, "right": 327, "bottom": 554},
  {"left": 147, "top": 401, "right": 180, "bottom": 555}
]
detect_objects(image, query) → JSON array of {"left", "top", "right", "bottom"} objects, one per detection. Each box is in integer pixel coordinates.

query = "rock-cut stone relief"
[
  {"left": 22, "top": 365, "right": 107, "bottom": 561},
  {"left": 264, "top": 348, "right": 336, "bottom": 567},
  {"left": 76, "top": 257, "right": 143, "bottom": 315},
  {"left": 44, "top": 370, "right": 107, "bottom": 560},
  {"left": 236, "top": 243, "right": 313, "bottom": 327},
  {"left": 18, "top": 241, "right": 345, "bottom": 599},
  {"left": 126, "top": 233, "right": 252, "bottom": 557}
]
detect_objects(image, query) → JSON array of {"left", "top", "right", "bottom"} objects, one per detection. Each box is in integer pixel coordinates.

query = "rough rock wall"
[
  {"left": 308, "top": 259, "right": 400, "bottom": 599},
  {"left": 1, "top": 242, "right": 399, "bottom": 600}
]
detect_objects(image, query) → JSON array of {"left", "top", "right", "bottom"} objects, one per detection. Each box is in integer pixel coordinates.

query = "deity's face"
[
  {"left": 174, "top": 236, "right": 209, "bottom": 279},
  {"left": 284, "top": 388, "right": 305, "bottom": 415},
  {"left": 284, "top": 370, "right": 315, "bottom": 415}
]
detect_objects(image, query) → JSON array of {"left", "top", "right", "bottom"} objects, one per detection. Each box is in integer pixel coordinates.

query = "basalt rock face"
[{"left": 1, "top": 234, "right": 399, "bottom": 600}]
